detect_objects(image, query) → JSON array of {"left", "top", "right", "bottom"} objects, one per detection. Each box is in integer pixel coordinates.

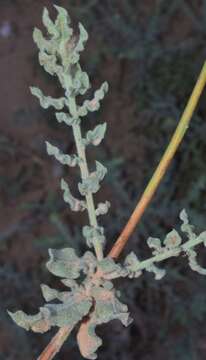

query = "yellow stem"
[{"left": 109, "top": 61, "right": 206, "bottom": 259}]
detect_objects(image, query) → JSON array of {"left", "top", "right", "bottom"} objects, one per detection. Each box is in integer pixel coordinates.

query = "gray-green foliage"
[
  {"left": 125, "top": 210, "right": 206, "bottom": 280},
  {"left": 9, "top": 5, "right": 206, "bottom": 360}
]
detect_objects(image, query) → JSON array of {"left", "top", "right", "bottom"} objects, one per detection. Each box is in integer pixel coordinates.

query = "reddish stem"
[{"left": 37, "top": 326, "right": 72, "bottom": 360}]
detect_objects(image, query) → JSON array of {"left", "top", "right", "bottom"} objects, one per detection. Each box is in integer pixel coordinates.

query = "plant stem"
[
  {"left": 37, "top": 57, "right": 206, "bottom": 360},
  {"left": 37, "top": 326, "right": 72, "bottom": 360},
  {"left": 69, "top": 97, "right": 103, "bottom": 260},
  {"left": 131, "top": 232, "right": 206, "bottom": 273},
  {"left": 109, "top": 61, "right": 206, "bottom": 259}
]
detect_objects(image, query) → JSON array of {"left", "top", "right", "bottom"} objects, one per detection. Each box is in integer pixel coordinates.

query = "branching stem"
[
  {"left": 131, "top": 232, "right": 206, "bottom": 273},
  {"left": 109, "top": 61, "right": 206, "bottom": 259},
  {"left": 37, "top": 61, "right": 206, "bottom": 360}
]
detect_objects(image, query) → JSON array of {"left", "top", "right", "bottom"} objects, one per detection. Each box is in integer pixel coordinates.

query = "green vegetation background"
[{"left": 0, "top": 0, "right": 206, "bottom": 359}]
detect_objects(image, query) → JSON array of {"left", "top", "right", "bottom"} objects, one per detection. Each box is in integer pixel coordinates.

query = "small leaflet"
[
  {"left": 46, "top": 248, "right": 83, "bottom": 279},
  {"left": 75, "top": 23, "right": 88, "bottom": 53},
  {"left": 163, "top": 229, "right": 182, "bottom": 249},
  {"left": 124, "top": 252, "right": 142, "bottom": 278},
  {"left": 33, "top": 28, "right": 52, "bottom": 53},
  {"left": 39, "top": 51, "right": 59, "bottom": 76},
  {"left": 95, "top": 201, "right": 110, "bottom": 216},
  {"left": 180, "top": 209, "right": 196, "bottom": 240},
  {"left": 78, "top": 162, "right": 107, "bottom": 196},
  {"left": 83, "top": 225, "right": 105, "bottom": 249},
  {"left": 83, "top": 123, "right": 107, "bottom": 147},
  {"left": 54, "top": 5, "right": 73, "bottom": 40},
  {"left": 61, "top": 179, "right": 86, "bottom": 212},
  {"left": 30, "top": 87, "right": 65, "bottom": 110},
  {"left": 69, "top": 23, "right": 89, "bottom": 65},
  {"left": 42, "top": 7, "right": 59, "bottom": 39},
  {"left": 71, "top": 66, "right": 90, "bottom": 96},
  {"left": 147, "top": 237, "right": 162, "bottom": 255},
  {"left": 46, "top": 141, "right": 80, "bottom": 167},
  {"left": 41, "top": 284, "right": 69, "bottom": 302},
  {"left": 78, "top": 82, "right": 109, "bottom": 117},
  {"left": 146, "top": 264, "right": 166, "bottom": 280},
  {"left": 8, "top": 310, "right": 50, "bottom": 333},
  {"left": 56, "top": 112, "right": 80, "bottom": 126}
]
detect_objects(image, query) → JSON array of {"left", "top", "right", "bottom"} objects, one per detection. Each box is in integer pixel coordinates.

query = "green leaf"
[
  {"left": 76, "top": 23, "right": 88, "bottom": 53},
  {"left": 41, "top": 284, "right": 69, "bottom": 302},
  {"left": 61, "top": 179, "right": 86, "bottom": 212},
  {"left": 146, "top": 264, "right": 166, "bottom": 280},
  {"left": 42, "top": 7, "right": 59, "bottom": 38},
  {"left": 33, "top": 28, "right": 52, "bottom": 53},
  {"left": 78, "top": 82, "right": 109, "bottom": 117},
  {"left": 78, "top": 71, "right": 90, "bottom": 95},
  {"left": 180, "top": 209, "right": 196, "bottom": 240},
  {"left": 38, "top": 51, "right": 61, "bottom": 76},
  {"left": 83, "top": 123, "right": 107, "bottom": 146},
  {"left": 82, "top": 251, "right": 97, "bottom": 274},
  {"left": 56, "top": 112, "right": 80, "bottom": 126},
  {"left": 61, "top": 279, "right": 79, "bottom": 290},
  {"left": 44, "top": 297, "right": 92, "bottom": 327},
  {"left": 8, "top": 309, "right": 51, "bottom": 333},
  {"left": 46, "top": 248, "right": 82, "bottom": 279},
  {"left": 46, "top": 141, "right": 80, "bottom": 167},
  {"left": 68, "top": 23, "right": 89, "bottom": 65},
  {"left": 78, "top": 162, "right": 107, "bottom": 196},
  {"left": 9, "top": 291, "right": 92, "bottom": 333},
  {"left": 98, "top": 258, "right": 127, "bottom": 280},
  {"left": 83, "top": 226, "right": 105, "bottom": 249},
  {"left": 95, "top": 201, "right": 110, "bottom": 216},
  {"left": 164, "top": 229, "right": 182, "bottom": 249},
  {"left": 95, "top": 161, "right": 107, "bottom": 181},
  {"left": 72, "top": 66, "right": 90, "bottom": 95},
  {"left": 124, "top": 252, "right": 142, "bottom": 278},
  {"left": 30, "top": 87, "right": 65, "bottom": 110},
  {"left": 62, "top": 65, "right": 90, "bottom": 97},
  {"left": 147, "top": 237, "right": 162, "bottom": 255},
  {"left": 54, "top": 5, "right": 73, "bottom": 40}
]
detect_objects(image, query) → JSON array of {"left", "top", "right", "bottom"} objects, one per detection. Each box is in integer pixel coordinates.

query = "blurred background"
[{"left": 1, "top": 0, "right": 206, "bottom": 359}]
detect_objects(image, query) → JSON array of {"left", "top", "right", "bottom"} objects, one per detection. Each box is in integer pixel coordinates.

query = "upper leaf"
[
  {"left": 30, "top": 87, "right": 65, "bottom": 110},
  {"left": 163, "top": 229, "right": 182, "bottom": 249},
  {"left": 95, "top": 201, "right": 110, "bottom": 216},
  {"left": 78, "top": 82, "right": 109, "bottom": 117},
  {"left": 75, "top": 23, "right": 89, "bottom": 53},
  {"left": 42, "top": 7, "right": 59, "bottom": 38},
  {"left": 83, "top": 225, "right": 105, "bottom": 249},
  {"left": 180, "top": 209, "right": 196, "bottom": 240},
  {"left": 83, "top": 123, "right": 107, "bottom": 147},
  {"left": 61, "top": 179, "right": 87, "bottom": 212},
  {"left": 78, "top": 162, "right": 107, "bottom": 196},
  {"left": 56, "top": 111, "right": 80, "bottom": 126},
  {"left": 46, "top": 141, "right": 80, "bottom": 167},
  {"left": 54, "top": 5, "right": 73, "bottom": 40}
]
